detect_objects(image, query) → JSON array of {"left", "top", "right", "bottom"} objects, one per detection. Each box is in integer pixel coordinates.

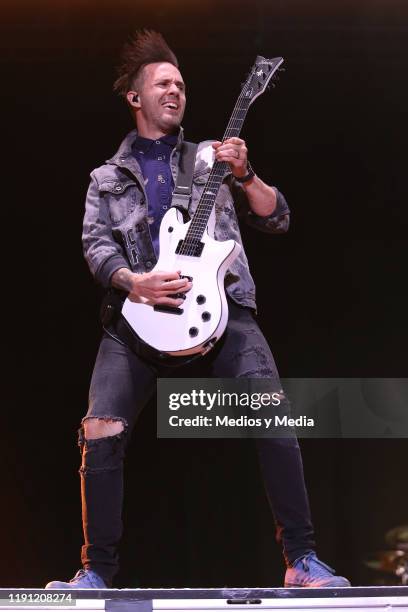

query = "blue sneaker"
[
  {"left": 45, "top": 569, "right": 108, "bottom": 589},
  {"left": 284, "top": 553, "right": 351, "bottom": 588}
]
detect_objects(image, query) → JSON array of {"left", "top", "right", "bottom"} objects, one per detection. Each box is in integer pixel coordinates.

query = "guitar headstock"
[{"left": 242, "top": 56, "right": 284, "bottom": 105}]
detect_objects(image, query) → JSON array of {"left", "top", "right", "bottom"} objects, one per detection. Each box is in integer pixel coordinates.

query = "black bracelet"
[{"left": 234, "top": 163, "right": 255, "bottom": 184}]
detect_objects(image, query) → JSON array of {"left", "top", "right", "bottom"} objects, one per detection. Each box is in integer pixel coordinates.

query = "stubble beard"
[{"left": 157, "top": 109, "right": 184, "bottom": 134}]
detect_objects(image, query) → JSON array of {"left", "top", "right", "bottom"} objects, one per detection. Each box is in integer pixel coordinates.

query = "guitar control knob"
[
  {"left": 196, "top": 295, "right": 206, "bottom": 305},
  {"left": 189, "top": 327, "right": 199, "bottom": 337},
  {"left": 202, "top": 311, "right": 211, "bottom": 322}
]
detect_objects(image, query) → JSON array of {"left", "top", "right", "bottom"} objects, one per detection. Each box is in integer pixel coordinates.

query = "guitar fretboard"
[
  {"left": 179, "top": 93, "right": 252, "bottom": 253},
  {"left": 177, "top": 56, "right": 283, "bottom": 256}
]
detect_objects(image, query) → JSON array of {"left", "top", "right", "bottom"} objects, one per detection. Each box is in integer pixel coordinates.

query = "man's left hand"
[{"left": 212, "top": 137, "right": 248, "bottom": 179}]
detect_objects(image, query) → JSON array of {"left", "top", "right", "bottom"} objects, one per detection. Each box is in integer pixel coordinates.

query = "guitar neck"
[
  {"left": 177, "top": 55, "right": 283, "bottom": 252},
  {"left": 184, "top": 91, "right": 252, "bottom": 243}
]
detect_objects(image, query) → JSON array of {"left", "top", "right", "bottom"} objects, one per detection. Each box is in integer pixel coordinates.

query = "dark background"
[{"left": 2, "top": 0, "right": 407, "bottom": 589}]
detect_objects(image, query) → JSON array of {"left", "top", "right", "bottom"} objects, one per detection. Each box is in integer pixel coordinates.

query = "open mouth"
[{"left": 162, "top": 101, "right": 179, "bottom": 111}]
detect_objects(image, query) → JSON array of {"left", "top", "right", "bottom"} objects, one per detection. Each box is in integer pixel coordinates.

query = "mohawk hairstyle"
[{"left": 113, "top": 29, "right": 179, "bottom": 97}]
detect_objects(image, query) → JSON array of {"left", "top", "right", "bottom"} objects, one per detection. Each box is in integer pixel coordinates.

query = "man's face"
[{"left": 137, "top": 62, "right": 186, "bottom": 134}]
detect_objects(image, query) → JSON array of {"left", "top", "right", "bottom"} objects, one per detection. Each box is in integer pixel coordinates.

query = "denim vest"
[{"left": 82, "top": 128, "right": 290, "bottom": 310}]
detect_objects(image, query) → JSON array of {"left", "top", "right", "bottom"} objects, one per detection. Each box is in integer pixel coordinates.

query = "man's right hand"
[{"left": 111, "top": 268, "right": 192, "bottom": 306}]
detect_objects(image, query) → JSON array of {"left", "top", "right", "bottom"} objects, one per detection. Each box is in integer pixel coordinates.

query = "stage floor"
[{"left": 1, "top": 587, "right": 408, "bottom": 612}]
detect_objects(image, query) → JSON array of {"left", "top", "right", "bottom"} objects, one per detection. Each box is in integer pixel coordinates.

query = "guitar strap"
[{"left": 171, "top": 140, "right": 198, "bottom": 210}]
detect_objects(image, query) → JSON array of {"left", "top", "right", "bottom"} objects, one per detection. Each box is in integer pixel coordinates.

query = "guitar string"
[
  {"left": 182, "top": 86, "right": 265, "bottom": 250},
  {"left": 187, "top": 61, "right": 279, "bottom": 251},
  {"left": 180, "top": 81, "right": 252, "bottom": 255},
  {"left": 181, "top": 81, "right": 253, "bottom": 253},
  {"left": 183, "top": 100, "right": 249, "bottom": 251},
  {"left": 180, "top": 61, "right": 276, "bottom": 255},
  {"left": 184, "top": 144, "right": 242, "bottom": 246}
]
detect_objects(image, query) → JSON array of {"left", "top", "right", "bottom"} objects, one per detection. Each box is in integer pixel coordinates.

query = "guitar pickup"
[
  {"left": 154, "top": 305, "right": 184, "bottom": 315},
  {"left": 176, "top": 239, "right": 204, "bottom": 257}
]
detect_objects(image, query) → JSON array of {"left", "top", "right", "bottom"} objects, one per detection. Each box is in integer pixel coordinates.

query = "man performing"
[{"left": 46, "top": 30, "right": 350, "bottom": 590}]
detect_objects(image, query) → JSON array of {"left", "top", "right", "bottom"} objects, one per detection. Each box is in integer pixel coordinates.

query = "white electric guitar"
[{"left": 122, "top": 55, "right": 284, "bottom": 358}]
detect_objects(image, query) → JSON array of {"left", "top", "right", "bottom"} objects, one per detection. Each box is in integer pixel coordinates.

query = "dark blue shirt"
[{"left": 132, "top": 133, "right": 178, "bottom": 257}]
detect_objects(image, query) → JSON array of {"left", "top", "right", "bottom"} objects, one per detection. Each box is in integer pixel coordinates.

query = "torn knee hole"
[{"left": 80, "top": 416, "right": 127, "bottom": 441}]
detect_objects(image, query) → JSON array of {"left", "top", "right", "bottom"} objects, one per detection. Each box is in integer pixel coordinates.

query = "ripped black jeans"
[{"left": 79, "top": 299, "right": 315, "bottom": 585}]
